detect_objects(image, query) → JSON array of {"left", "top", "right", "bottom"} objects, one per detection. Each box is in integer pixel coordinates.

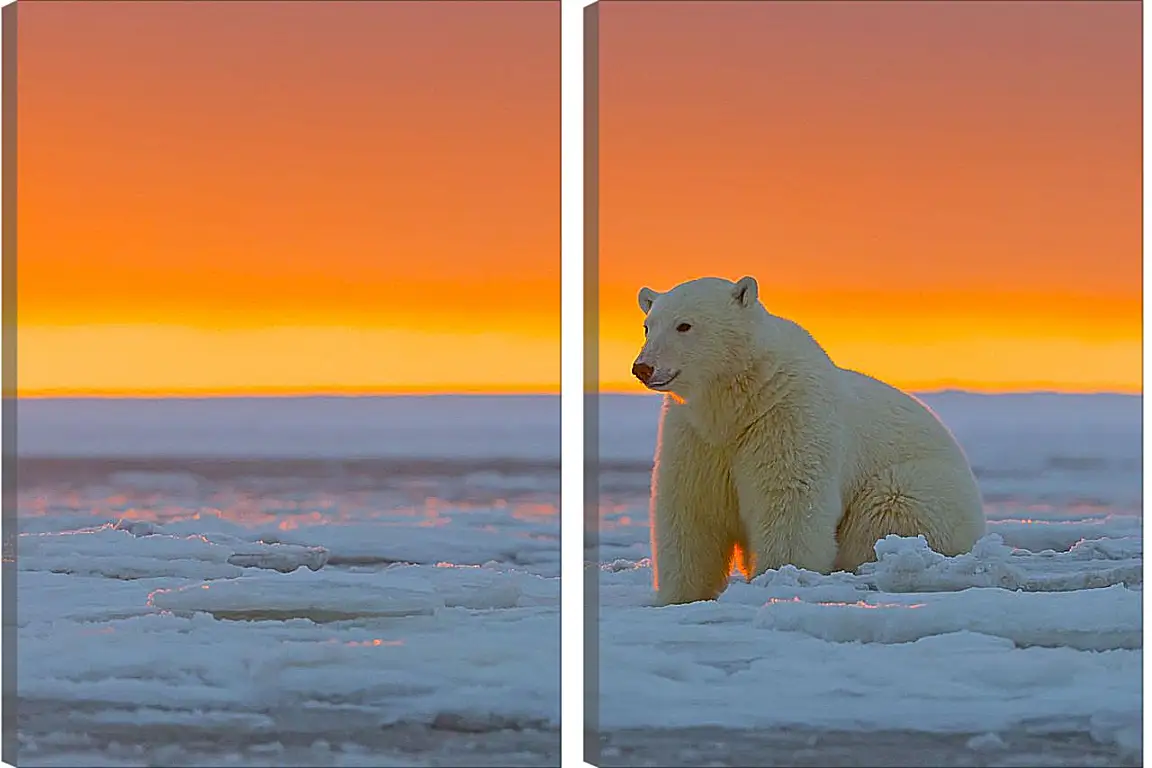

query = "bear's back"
[{"left": 836, "top": 368, "right": 970, "bottom": 480}]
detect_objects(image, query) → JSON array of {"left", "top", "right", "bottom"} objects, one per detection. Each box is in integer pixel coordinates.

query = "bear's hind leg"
[
  {"left": 835, "top": 458, "right": 985, "bottom": 572},
  {"left": 738, "top": 481, "right": 841, "bottom": 577}
]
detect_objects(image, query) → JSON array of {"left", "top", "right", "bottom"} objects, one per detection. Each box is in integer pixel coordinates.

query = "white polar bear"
[{"left": 633, "top": 276, "right": 986, "bottom": 605}]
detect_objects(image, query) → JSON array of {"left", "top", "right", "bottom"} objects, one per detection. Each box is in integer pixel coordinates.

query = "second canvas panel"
[
  {"left": 14, "top": 1, "right": 559, "bottom": 765},
  {"left": 588, "top": 1, "right": 1140, "bottom": 766}
]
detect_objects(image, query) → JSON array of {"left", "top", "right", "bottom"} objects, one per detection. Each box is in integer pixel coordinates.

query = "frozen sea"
[
  {"left": 12, "top": 392, "right": 1144, "bottom": 767},
  {"left": 593, "top": 391, "right": 1142, "bottom": 766},
  {"left": 13, "top": 396, "right": 562, "bottom": 767}
]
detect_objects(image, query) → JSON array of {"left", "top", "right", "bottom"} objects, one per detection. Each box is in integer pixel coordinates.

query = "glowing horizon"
[
  {"left": 16, "top": 383, "right": 1142, "bottom": 399},
  {"left": 17, "top": 386, "right": 560, "bottom": 399}
]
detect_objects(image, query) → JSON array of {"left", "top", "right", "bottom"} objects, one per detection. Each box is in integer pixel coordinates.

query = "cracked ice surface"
[
  {"left": 16, "top": 396, "right": 561, "bottom": 764},
  {"left": 595, "top": 393, "right": 1142, "bottom": 760}
]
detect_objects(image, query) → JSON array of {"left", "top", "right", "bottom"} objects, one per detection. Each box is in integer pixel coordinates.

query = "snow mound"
[
  {"left": 148, "top": 564, "right": 557, "bottom": 621},
  {"left": 752, "top": 584, "right": 1140, "bottom": 650},
  {"left": 18, "top": 523, "right": 330, "bottom": 580}
]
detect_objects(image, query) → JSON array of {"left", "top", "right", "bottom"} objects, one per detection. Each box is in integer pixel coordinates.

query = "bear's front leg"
[
  {"left": 731, "top": 432, "right": 842, "bottom": 577},
  {"left": 650, "top": 400, "right": 741, "bottom": 605}
]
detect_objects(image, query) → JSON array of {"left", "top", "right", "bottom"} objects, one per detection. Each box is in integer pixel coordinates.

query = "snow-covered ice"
[
  {"left": 15, "top": 396, "right": 560, "bottom": 766},
  {"left": 14, "top": 392, "right": 1144, "bottom": 764},
  {"left": 594, "top": 392, "right": 1142, "bottom": 762}
]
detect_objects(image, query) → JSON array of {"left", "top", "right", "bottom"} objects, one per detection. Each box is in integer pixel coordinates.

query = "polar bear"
[{"left": 633, "top": 276, "right": 985, "bottom": 605}]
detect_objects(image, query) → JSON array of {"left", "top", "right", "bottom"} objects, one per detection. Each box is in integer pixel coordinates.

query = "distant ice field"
[{"left": 17, "top": 395, "right": 561, "bottom": 461}]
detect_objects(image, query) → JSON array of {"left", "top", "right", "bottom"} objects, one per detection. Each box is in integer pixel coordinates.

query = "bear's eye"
[{"left": 676, "top": 323, "right": 692, "bottom": 333}]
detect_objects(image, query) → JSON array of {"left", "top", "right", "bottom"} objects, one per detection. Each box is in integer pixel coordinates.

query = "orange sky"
[
  {"left": 598, "top": 1, "right": 1141, "bottom": 394},
  {"left": 18, "top": 0, "right": 559, "bottom": 396}
]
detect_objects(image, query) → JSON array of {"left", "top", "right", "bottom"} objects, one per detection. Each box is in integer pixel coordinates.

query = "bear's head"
[{"left": 632, "top": 276, "right": 762, "bottom": 397}]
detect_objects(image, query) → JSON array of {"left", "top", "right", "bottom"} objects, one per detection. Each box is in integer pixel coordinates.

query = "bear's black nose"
[{"left": 632, "top": 362, "right": 654, "bottom": 384}]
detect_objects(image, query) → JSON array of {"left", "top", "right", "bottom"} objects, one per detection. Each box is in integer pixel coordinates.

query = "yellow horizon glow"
[
  {"left": 17, "top": 325, "right": 559, "bottom": 397},
  {"left": 597, "top": 309, "right": 1142, "bottom": 396},
  {"left": 16, "top": 387, "right": 560, "bottom": 398}
]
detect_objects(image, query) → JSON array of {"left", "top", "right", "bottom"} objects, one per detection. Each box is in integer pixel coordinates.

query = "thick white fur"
[{"left": 634, "top": 276, "right": 986, "bottom": 606}]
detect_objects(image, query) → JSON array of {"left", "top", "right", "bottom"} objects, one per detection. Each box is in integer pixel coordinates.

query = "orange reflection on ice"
[
  {"left": 116, "top": 508, "right": 162, "bottom": 521},
  {"left": 345, "top": 638, "right": 404, "bottom": 648},
  {"left": 601, "top": 514, "right": 641, "bottom": 532},
  {"left": 416, "top": 517, "right": 452, "bottom": 529},
  {"left": 145, "top": 587, "right": 169, "bottom": 607},
  {"left": 511, "top": 503, "right": 559, "bottom": 521},
  {"left": 765, "top": 597, "right": 927, "bottom": 609}
]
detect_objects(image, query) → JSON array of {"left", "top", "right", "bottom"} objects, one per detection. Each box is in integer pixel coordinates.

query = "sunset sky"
[
  {"left": 18, "top": 1, "right": 558, "bottom": 396},
  {"left": 598, "top": 1, "right": 1141, "bottom": 394}
]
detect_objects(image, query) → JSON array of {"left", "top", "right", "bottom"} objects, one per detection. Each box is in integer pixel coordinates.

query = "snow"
[
  {"left": 594, "top": 392, "right": 1142, "bottom": 758},
  {"left": 15, "top": 392, "right": 1143, "bottom": 763},
  {"left": 16, "top": 397, "right": 561, "bottom": 764}
]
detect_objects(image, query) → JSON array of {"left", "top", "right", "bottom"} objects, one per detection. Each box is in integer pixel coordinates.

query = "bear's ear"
[
  {"left": 732, "top": 276, "right": 758, "bottom": 308},
  {"left": 638, "top": 287, "right": 660, "bottom": 314}
]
